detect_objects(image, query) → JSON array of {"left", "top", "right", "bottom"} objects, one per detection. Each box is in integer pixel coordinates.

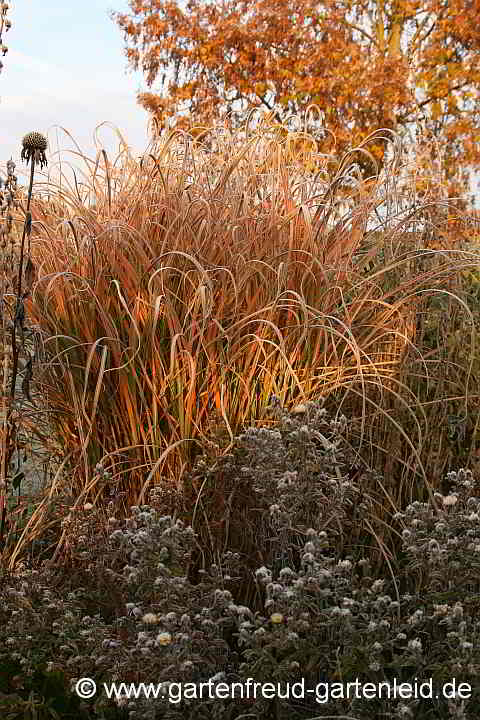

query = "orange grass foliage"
[{"left": 4, "top": 118, "right": 479, "bottom": 571}]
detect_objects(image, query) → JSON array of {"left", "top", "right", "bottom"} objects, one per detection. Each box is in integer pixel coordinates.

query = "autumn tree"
[{"left": 111, "top": 0, "right": 480, "bottom": 197}]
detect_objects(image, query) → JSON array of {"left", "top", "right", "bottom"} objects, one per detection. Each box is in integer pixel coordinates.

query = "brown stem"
[
  {"left": 9, "top": 157, "right": 35, "bottom": 402},
  {"left": 0, "top": 156, "right": 36, "bottom": 547}
]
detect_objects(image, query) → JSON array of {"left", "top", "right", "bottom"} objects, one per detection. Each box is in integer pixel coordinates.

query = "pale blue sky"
[{"left": 1, "top": 0, "right": 151, "bottom": 185}]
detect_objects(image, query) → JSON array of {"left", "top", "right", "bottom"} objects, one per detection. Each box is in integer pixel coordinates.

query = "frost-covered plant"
[
  {"left": 399, "top": 467, "right": 480, "bottom": 596},
  {"left": 2, "top": 405, "right": 480, "bottom": 719},
  {"left": 232, "top": 467, "right": 480, "bottom": 719},
  {"left": 185, "top": 396, "right": 376, "bottom": 583},
  {"left": 0, "top": 503, "right": 241, "bottom": 719}
]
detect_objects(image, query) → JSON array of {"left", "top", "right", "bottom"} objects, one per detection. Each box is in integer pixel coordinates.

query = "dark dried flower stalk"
[{"left": 0, "top": 131, "right": 47, "bottom": 549}]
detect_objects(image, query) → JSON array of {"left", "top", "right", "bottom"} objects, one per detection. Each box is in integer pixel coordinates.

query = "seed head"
[
  {"left": 142, "top": 613, "right": 159, "bottom": 625},
  {"left": 21, "top": 131, "right": 48, "bottom": 169},
  {"left": 155, "top": 631, "right": 172, "bottom": 646}
]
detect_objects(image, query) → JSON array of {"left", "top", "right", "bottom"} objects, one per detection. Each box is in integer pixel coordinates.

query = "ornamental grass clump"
[
  {"left": 7, "top": 113, "right": 480, "bottom": 575},
  {"left": 2, "top": 116, "right": 480, "bottom": 718}
]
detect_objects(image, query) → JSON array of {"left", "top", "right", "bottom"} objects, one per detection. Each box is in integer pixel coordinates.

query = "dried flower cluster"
[
  {"left": 0, "top": 1, "right": 11, "bottom": 78},
  {"left": 21, "top": 132, "right": 48, "bottom": 170}
]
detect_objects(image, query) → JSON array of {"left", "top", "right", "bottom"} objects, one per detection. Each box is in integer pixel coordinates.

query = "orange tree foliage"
[{"left": 111, "top": 0, "right": 480, "bottom": 194}]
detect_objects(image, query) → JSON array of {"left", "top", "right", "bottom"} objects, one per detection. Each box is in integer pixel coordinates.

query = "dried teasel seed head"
[
  {"left": 22, "top": 131, "right": 47, "bottom": 153},
  {"left": 21, "top": 131, "right": 48, "bottom": 169}
]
